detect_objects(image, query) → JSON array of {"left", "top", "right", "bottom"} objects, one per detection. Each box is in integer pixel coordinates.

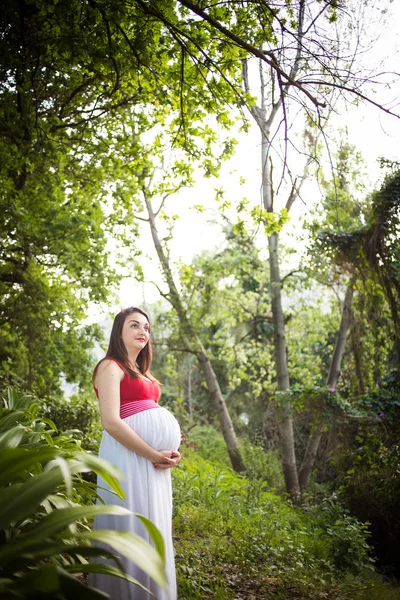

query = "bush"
[
  {"left": 172, "top": 445, "right": 376, "bottom": 599},
  {"left": 185, "top": 425, "right": 232, "bottom": 468},
  {"left": 185, "top": 425, "right": 285, "bottom": 491},
  {"left": 40, "top": 392, "right": 102, "bottom": 453},
  {"left": 333, "top": 396, "right": 400, "bottom": 577}
]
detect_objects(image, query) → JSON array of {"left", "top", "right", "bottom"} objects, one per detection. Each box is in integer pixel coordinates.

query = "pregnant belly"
[{"left": 124, "top": 406, "right": 181, "bottom": 451}]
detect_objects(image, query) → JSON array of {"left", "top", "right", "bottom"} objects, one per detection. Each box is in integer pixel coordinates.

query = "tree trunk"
[
  {"left": 268, "top": 231, "right": 299, "bottom": 496},
  {"left": 298, "top": 273, "right": 357, "bottom": 490},
  {"left": 258, "top": 112, "right": 299, "bottom": 495},
  {"left": 144, "top": 193, "right": 245, "bottom": 472},
  {"left": 241, "top": 0, "right": 308, "bottom": 496},
  {"left": 351, "top": 322, "right": 365, "bottom": 395},
  {"left": 196, "top": 349, "right": 245, "bottom": 472},
  {"left": 325, "top": 275, "right": 357, "bottom": 388}
]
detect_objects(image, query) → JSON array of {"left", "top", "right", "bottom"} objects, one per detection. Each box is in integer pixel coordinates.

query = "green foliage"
[
  {"left": 274, "top": 384, "right": 354, "bottom": 419},
  {"left": 186, "top": 425, "right": 285, "bottom": 491},
  {"left": 0, "top": 388, "right": 167, "bottom": 598},
  {"left": 239, "top": 438, "right": 285, "bottom": 491},
  {"left": 1, "top": 0, "right": 276, "bottom": 395},
  {"left": 250, "top": 206, "right": 290, "bottom": 235},
  {"left": 172, "top": 443, "right": 382, "bottom": 600},
  {"left": 333, "top": 393, "right": 400, "bottom": 577},
  {"left": 39, "top": 393, "right": 102, "bottom": 453},
  {"left": 310, "top": 497, "right": 374, "bottom": 574},
  {"left": 185, "top": 426, "right": 233, "bottom": 469}
]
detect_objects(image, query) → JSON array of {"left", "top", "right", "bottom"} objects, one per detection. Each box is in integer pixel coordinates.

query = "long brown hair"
[{"left": 93, "top": 306, "right": 157, "bottom": 383}]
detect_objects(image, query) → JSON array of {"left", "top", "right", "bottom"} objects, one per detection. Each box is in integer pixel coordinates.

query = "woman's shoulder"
[{"left": 96, "top": 357, "right": 125, "bottom": 378}]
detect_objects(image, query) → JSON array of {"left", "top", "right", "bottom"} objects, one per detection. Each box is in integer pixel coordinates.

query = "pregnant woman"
[{"left": 90, "top": 306, "right": 181, "bottom": 600}]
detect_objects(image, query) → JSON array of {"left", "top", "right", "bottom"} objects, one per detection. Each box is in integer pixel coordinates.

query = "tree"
[
  {"left": 2, "top": 0, "right": 397, "bottom": 395},
  {"left": 0, "top": 0, "right": 150, "bottom": 391},
  {"left": 1, "top": 0, "right": 239, "bottom": 391},
  {"left": 102, "top": 105, "right": 246, "bottom": 470},
  {"left": 237, "top": 0, "right": 399, "bottom": 495}
]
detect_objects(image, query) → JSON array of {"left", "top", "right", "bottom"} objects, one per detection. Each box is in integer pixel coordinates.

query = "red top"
[{"left": 94, "top": 358, "right": 161, "bottom": 419}]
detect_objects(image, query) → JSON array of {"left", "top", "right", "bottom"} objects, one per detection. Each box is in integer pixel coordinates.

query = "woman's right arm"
[{"left": 96, "top": 360, "right": 175, "bottom": 466}]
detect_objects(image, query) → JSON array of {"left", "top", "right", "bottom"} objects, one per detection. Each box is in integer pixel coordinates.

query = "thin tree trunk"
[
  {"left": 325, "top": 275, "right": 357, "bottom": 388},
  {"left": 241, "top": 76, "right": 300, "bottom": 494},
  {"left": 196, "top": 350, "right": 245, "bottom": 472},
  {"left": 298, "top": 272, "right": 357, "bottom": 490},
  {"left": 260, "top": 109, "right": 299, "bottom": 495},
  {"left": 187, "top": 359, "right": 193, "bottom": 421},
  {"left": 268, "top": 231, "right": 299, "bottom": 496},
  {"left": 144, "top": 193, "right": 245, "bottom": 472},
  {"left": 241, "top": 0, "right": 308, "bottom": 496},
  {"left": 351, "top": 322, "right": 365, "bottom": 395}
]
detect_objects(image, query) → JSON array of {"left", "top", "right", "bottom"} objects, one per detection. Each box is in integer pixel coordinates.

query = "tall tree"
[
  {"left": 143, "top": 190, "right": 245, "bottom": 471},
  {"left": 240, "top": 0, "right": 388, "bottom": 494},
  {"left": 0, "top": 0, "right": 251, "bottom": 391},
  {"left": 90, "top": 95, "right": 247, "bottom": 470}
]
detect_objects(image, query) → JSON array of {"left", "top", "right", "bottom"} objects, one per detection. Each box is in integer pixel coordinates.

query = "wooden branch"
[
  {"left": 100, "top": 10, "right": 121, "bottom": 96},
  {"left": 280, "top": 269, "right": 303, "bottom": 286},
  {"left": 299, "top": 79, "right": 400, "bottom": 119},
  {"left": 148, "top": 279, "right": 170, "bottom": 300},
  {"left": 285, "top": 151, "right": 314, "bottom": 212},
  {"left": 135, "top": 0, "right": 245, "bottom": 111},
  {"left": 176, "top": 0, "right": 325, "bottom": 108},
  {"left": 178, "top": 0, "right": 400, "bottom": 118},
  {"left": 154, "top": 185, "right": 184, "bottom": 217},
  {"left": 0, "top": 272, "right": 25, "bottom": 284}
]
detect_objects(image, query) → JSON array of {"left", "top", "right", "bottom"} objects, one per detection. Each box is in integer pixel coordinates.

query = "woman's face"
[{"left": 121, "top": 312, "right": 150, "bottom": 355}]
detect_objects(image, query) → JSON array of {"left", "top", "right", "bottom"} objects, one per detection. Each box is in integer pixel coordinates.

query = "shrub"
[
  {"left": 39, "top": 392, "right": 102, "bottom": 453},
  {"left": 185, "top": 425, "right": 232, "bottom": 468},
  {"left": 172, "top": 446, "right": 376, "bottom": 599},
  {"left": 185, "top": 425, "right": 285, "bottom": 491},
  {"left": 332, "top": 394, "right": 400, "bottom": 577}
]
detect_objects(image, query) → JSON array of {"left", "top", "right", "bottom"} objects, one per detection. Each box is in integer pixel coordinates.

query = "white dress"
[{"left": 89, "top": 406, "right": 181, "bottom": 599}]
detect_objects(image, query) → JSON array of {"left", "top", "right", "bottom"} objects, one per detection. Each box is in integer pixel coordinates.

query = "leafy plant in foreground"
[{"left": 0, "top": 388, "right": 166, "bottom": 599}]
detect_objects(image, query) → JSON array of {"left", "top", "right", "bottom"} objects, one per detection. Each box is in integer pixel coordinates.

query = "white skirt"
[{"left": 89, "top": 407, "right": 181, "bottom": 600}]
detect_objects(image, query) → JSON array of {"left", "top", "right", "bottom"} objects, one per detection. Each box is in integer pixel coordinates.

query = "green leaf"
[
  {"left": 67, "top": 563, "right": 149, "bottom": 591},
  {"left": 0, "top": 541, "right": 117, "bottom": 572},
  {"left": 46, "top": 456, "right": 73, "bottom": 496},
  {"left": 0, "top": 425, "right": 26, "bottom": 449},
  {"left": 19, "top": 504, "right": 132, "bottom": 544},
  {"left": 0, "top": 447, "right": 58, "bottom": 487},
  {"left": 82, "top": 530, "right": 167, "bottom": 589},
  {"left": 136, "top": 514, "right": 166, "bottom": 563},
  {"left": 73, "top": 453, "right": 126, "bottom": 498},
  {"left": 0, "top": 411, "right": 25, "bottom": 430},
  {"left": 0, "top": 467, "right": 64, "bottom": 529},
  {"left": 3, "top": 564, "right": 108, "bottom": 598}
]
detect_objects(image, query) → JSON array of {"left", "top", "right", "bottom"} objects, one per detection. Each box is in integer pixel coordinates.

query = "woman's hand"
[{"left": 153, "top": 450, "right": 181, "bottom": 470}]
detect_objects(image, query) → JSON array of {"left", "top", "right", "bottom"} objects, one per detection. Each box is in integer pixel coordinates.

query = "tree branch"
[{"left": 176, "top": 0, "right": 325, "bottom": 108}]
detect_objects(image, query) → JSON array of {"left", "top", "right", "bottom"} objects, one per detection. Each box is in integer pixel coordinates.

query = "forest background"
[{"left": 1, "top": 0, "right": 400, "bottom": 598}]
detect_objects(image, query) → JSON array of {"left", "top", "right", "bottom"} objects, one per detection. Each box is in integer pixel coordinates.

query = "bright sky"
[{"left": 90, "top": 0, "right": 400, "bottom": 324}]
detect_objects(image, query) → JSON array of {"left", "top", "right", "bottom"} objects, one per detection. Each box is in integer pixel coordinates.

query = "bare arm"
[{"left": 95, "top": 360, "right": 177, "bottom": 466}]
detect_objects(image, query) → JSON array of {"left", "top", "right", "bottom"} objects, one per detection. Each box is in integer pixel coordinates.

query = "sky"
[{"left": 89, "top": 0, "right": 400, "bottom": 325}]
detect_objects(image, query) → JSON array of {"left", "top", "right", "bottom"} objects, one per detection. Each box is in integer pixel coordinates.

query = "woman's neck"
[{"left": 127, "top": 350, "right": 140, "bottom": 370}]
